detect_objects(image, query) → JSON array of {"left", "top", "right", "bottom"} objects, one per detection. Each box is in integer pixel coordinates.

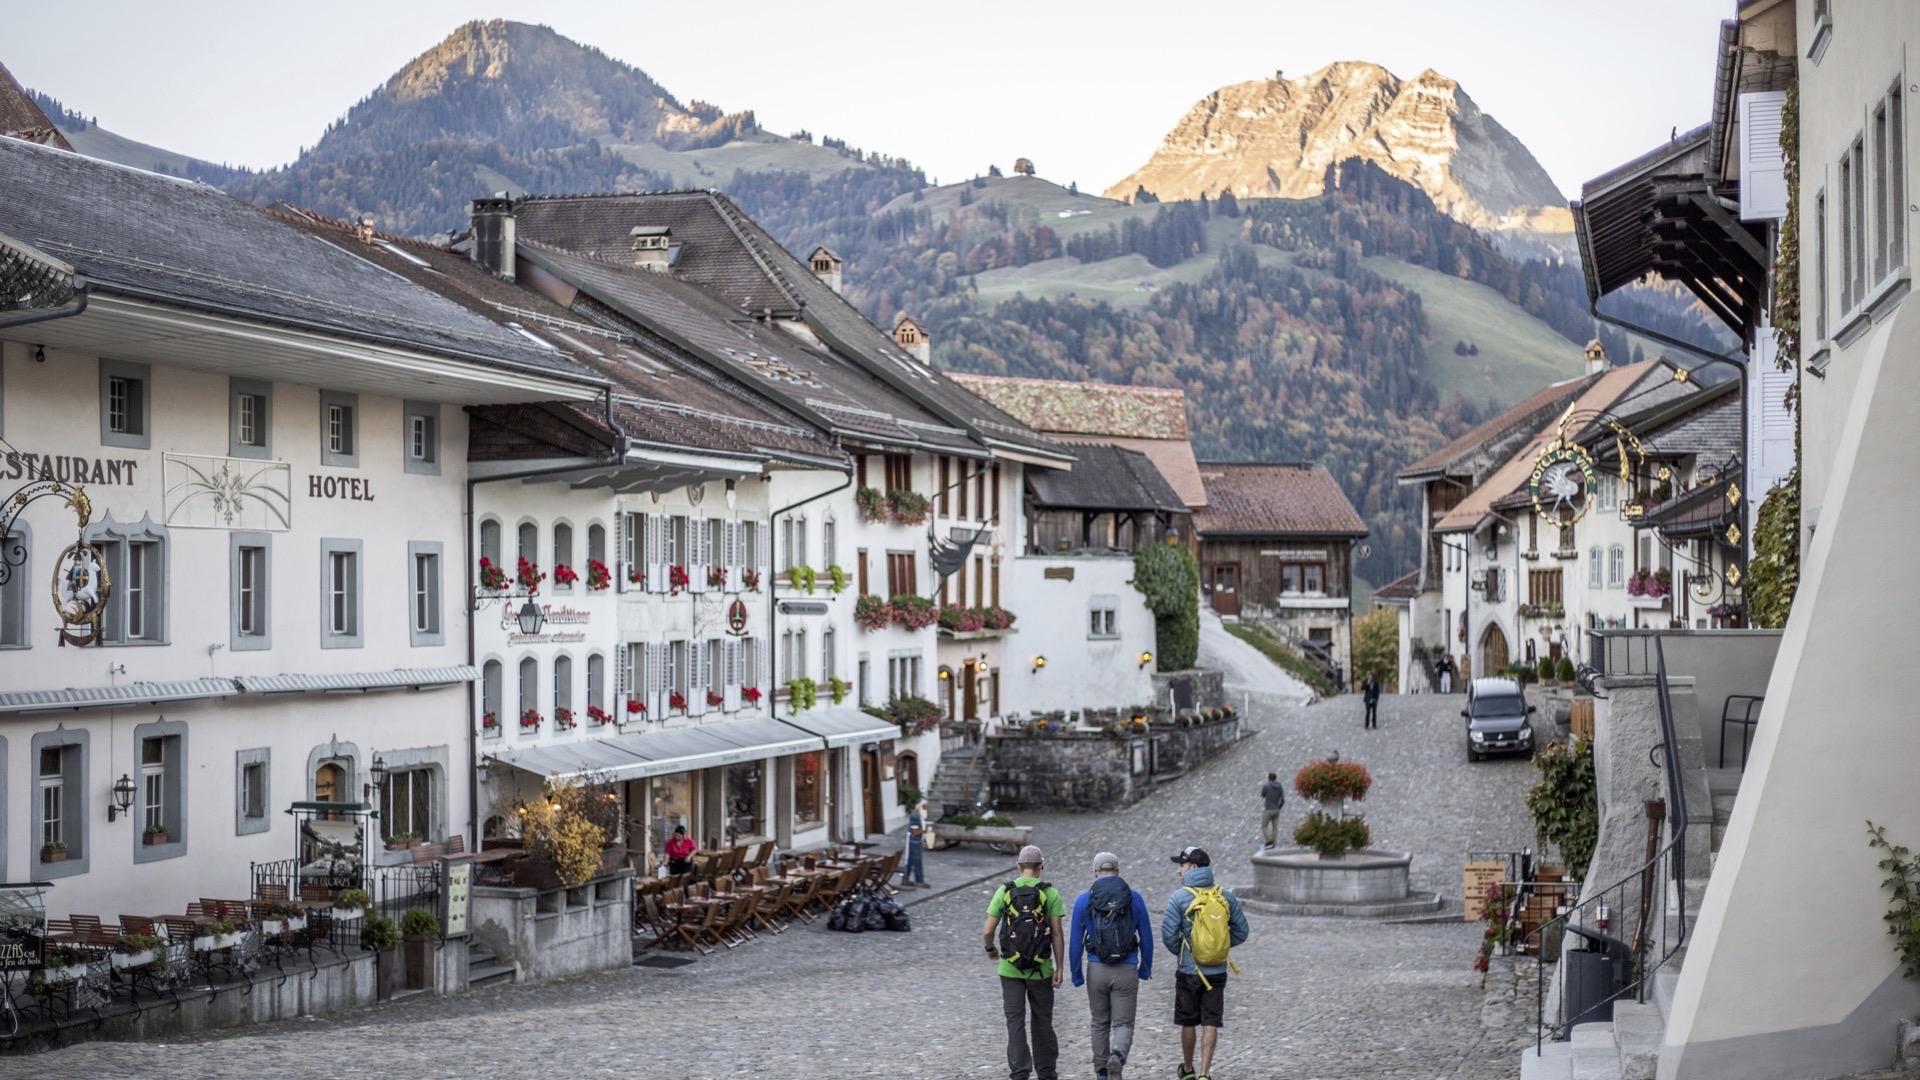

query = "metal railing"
[
  {"left": 250, "top": 859, "right": 445, "bottom": 949},
  {"left": 1529, "top": 633, "right": 1690, "bottom": 1051}
]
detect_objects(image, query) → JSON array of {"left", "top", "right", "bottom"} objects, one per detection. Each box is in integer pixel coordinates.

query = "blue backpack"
[{"left": 1087, "top": 877, "right": 1136, "bottom": 963}]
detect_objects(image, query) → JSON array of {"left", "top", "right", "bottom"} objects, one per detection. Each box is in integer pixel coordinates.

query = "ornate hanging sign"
[
  {"left": 726, "top": 597, "right": 749, "bottom": 635},
  {"left": 2, "top": 480, "right": 109, "bottom": 647},
  {"left": 1528, "top": 439, "right": 1599, "bottom": 526}
]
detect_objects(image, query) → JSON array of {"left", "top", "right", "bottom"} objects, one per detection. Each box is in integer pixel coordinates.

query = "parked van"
[{"left": 1463, "top": 677, "right": 1536, "bottom": 762}]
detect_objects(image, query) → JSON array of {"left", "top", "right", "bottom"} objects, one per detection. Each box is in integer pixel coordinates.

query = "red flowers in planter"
[
  {"left": 706, "top": 690, "right": 725, "bottom": 707},
  {"left": 742, "top": 567, "right": 762, "bottom": 592},
  {"left": 1294, "top": 759, "right": 1373, "bottom": 803},
  {"left": 478, "top": 558, "right": 509, "bottom": 591},
  {"left": 668, "top": 564, "right": 689, "bottom": 595},
  {"left": 586, "top": 705, "right": 614, "bottom": 726},
  {"left": 890, "top": 594, "right": 937, "bottom": 631},
  {"left": 854, "top": 595, "right": 893, "bottom": 631},
  {"left": 627, "top": 565, "right": 645, "bottom": 587},
  {"left": 742, "top": 686, "right": 763, "bottom": 704},
  {"left": 707, "top": 565, "right": 728, "bottom": 588},
  {"left": 625, "top": 698, "right": 645, "bottom": 716},
  {"left": 586, "top": 560, "right": 612, "bottom": 591},
  {"left": 519, "top": 708, "right": 543, "bottom": 731},
  {"left": 552, "top": 563, "right": 580, "bottom": 588},
  {"left": 668, "top": 691, "right": 688, "bottom": 713},
  {"left": 554, "top": 707, "right": 576, "bottom": 730},
  {"left": 516, "top": 557, "right": 546, "bottom": 594},
  {"left": 481, "top": 711, "right": 499, "bottom": 731}
]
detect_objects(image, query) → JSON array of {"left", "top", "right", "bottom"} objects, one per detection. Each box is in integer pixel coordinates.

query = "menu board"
[
  {"left": 0, "top": 885, "right": 48, "bottom": 971},
  {"left": 1462, "top": 859, "right": 1507, "bottom": 921},
  {"left": 443, "top": 860, "right": 472, "bottom": 938}
]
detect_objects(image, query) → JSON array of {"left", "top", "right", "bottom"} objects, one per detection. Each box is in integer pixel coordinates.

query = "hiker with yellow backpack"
[{"left": 1159, "top": 846, "right": 1249, "bottom": 1080}]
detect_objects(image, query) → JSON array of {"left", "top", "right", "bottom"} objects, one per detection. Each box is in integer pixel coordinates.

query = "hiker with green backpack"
[
  {"left": 983, "top": 845, "right": 1068, "bottom": 1080},
  {"left": 1160, "top": 846, "right": 1249, "bottom": 1080}
]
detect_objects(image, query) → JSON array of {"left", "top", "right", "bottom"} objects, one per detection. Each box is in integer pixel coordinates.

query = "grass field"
[
  {"left": 972, "top": 218, "right": 1295, "bottom": 309},
  {"left": 608, "top": 135, "right": 872, "bottom": 188}
]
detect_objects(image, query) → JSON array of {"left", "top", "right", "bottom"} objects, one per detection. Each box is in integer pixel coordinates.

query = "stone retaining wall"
[
  {"left": 987, "top": 715, "right": 1241, "bottom": 811},
  {"left": 471, "top": 868, "right": 634, "bottom": 983}
]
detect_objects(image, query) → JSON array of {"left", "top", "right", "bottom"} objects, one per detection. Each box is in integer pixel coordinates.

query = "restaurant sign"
[{"left": 505, "top": 603, "right": 592, "bottom": 645}]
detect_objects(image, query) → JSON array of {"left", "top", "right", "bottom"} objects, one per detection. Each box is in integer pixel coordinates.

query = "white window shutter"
[
  {"left": 1749, "top": 330, "right": 1797, "bottom": 500},
  {"left": 727, "top": 521, "right": 741, "bottom": 586},
  {"left": 648, "top": 514, "right": 666, "bottom": 594},
  {"left": 650, "top": 642, "right": 666, "bottom": 718},
  {"left": 690, "top": 643, "right": 706, "bottom": 716},
  {"left": 1739, "top": 91, "right": 1788, "bottom": 222},
  {"left": 615, "top": 513, "right": 629, "bottom": 594},
  {"left": 689, "top": 519, "right": 707, "bottom": 594}
]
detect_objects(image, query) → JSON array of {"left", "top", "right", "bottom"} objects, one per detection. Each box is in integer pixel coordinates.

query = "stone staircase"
[
  {"left": 926, "top": 743, "right": 991, "bottom": 819},
  {"left": 466, "top": 944, "right": 515, "bottom": 990},
  {"left": 1520, "top": 694, "right": 1747, "bottom": 1080}
]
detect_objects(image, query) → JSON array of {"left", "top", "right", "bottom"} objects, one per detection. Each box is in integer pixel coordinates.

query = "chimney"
[
  {"left": 355, "top": 215, "right": 376, "bottom": 245},
  {"left": 807, "top": 245, "right": 844, "bottom": 294},
  {"left": 893, "top": 314, "right": 931, "bottom": 364},
  {"left": 1584, "top": 338, "right": 1608, "bottom": 377},
  {"left": 469, "top": 194, "right": 516, "bottom": 281},
  {"left": 629, "top": 226, "right": 672, "bottom": 273}
]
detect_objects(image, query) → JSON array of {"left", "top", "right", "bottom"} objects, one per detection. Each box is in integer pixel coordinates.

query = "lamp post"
[
  {"left": 368, "top": 753, "right": 389, "bottom": 803},
  {"left": 107, "top": 773, "right": 135, "bottom": 821}
]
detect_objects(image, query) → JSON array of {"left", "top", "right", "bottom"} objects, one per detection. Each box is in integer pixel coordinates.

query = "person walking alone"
[
  {"left": 1069, "top": 852, "right": 1152, "bottom": 1080},
  {"left": 1362, "top": 674, "right": 1382, "bottom": 729},
  {"left": 984, "top": 845, "right": 1067, "bottom": 1080},
  {"left": 1436, "top": 654, "right": 1455, "bottom": 694},
  {"left": 900, "top": 799, "right": 929, "bottom": 889},
  {"left": 1258, "top": 773, "right": 1286, "bottom": 851},
  {"left": 1161, "top": 847, "right": 1249, "bottom": 1080}
]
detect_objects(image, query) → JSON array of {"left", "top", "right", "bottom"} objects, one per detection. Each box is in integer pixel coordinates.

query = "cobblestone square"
[{"left": 29, "top": 691, "right": 1543, "bottom": 1080}]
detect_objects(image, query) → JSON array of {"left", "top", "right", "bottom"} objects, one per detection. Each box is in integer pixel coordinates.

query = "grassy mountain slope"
[{"left": 1360, "top": 256, "right": 1584, "bottom": 405}]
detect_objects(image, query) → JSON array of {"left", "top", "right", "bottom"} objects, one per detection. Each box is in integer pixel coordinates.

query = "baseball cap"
[
  {"left": 1016, "top": 844, "right": 1045, "bottom": 867},
  {"left": 1170, "top": 846, "right": 1211, "bottom": 867},
  {"left": 1092, "top": 851, "right": 1121, "bottom": 872}
]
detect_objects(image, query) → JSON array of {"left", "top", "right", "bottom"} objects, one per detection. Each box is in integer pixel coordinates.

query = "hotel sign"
[
  {"left": 505, "top": 603, "right": 592, "bottom": 645},
  {"left": 3, "top": 450, "right": 138, "bottom": 485}
]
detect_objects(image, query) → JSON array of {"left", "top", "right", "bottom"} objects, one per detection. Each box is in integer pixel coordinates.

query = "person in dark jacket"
[
  {"left": 1258, "top": 773, "right": 1287, "bottom": 850},
  {"left": 1069, "top": 852, "right": 1152, "bottom": 1080},
  {"left": 1362, "top": 674, "right": 1382, "bottom": 729}
]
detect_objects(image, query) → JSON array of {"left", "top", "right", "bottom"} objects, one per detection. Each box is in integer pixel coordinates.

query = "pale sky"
[{"left": 6, "top": 0, "right": 1732, "bottom": 198}]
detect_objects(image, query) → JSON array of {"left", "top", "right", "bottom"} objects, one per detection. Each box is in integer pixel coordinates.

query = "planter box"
[
  {"left": 110, "top": 949, "right": 158, "bottom": 971},
  {"left": 143, "top": 830, "right": 170, "bottom": 846},
  {"left": 329, "top": 906, "right": 365, "bottom": 922},
  {"left": 260, "top": 914, "right": 307, "bottom": 936},
  {"left": 404, "top": 936, "right": 433, "bottom": 991},
  {"left": 193, "top": 931, "right": 250, "bottom": 952},
  {"left": 43, "top": 963, "right": 89, "bottom": 984},
  {"left": 41, "top": 848, "right": 67, "bottom": 863}
]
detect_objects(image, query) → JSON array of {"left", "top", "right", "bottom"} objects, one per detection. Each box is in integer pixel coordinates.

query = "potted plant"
[
  {"left": 828, "top": 676, "right": 850, "bottom": 705},
  {"left": 786, "top": 678, "right": 817, "bottom": 712},
  {"left": 330, "top": 889, "right": 370, "bottom": 923},
  {"left": 478, "top": 557, "right": 509, "bottom": 592},
  {"left": 1536, "top": 656, "right": 1556, "bottom": 686},
  {"left": 1556, "top": 656, "right": 1577, "bottom": 685},
  {"left": 552, "top": 563, "right": 580, "bottom": 589},
  {"left": 887, "top": 490, "right": 930, "bottom": 525},
  {"left": 481, "top": 711, "right": 499, "bottom": 733},
  {"left": 667, "top": 564, "right": 689, "bottom": 595},
  {"left": 1294, "top": 758, "right": 1372, "bottom": 818},
  {"left": 554, "top": 707, "right": 576, "bottom": 731},
  {"left": 825, "top": 564, "right": 849, "bottom": 593},
  {"left": 627, "top": 565, "right": 645, "bottom": 588},
  {"left": 193, "top": 919, "right": 248, "bottom": 952},
  {"left": 890, "top": 594, "right": 937, "bottom": 630},
  {"left": 362, "top": 913, "right": 399, "bottom": 1002},
  {"left": 626, "top": 698, "right": 646, "bottom": 718},
  {"left": 385, "top": 832, "right": 421, "bottom": 852},
  {"left": 112, "top": 932, "right": 167, "bottom": 972},
  {"left": 586, "top": 704, "right": 614, "bottom": 726},
  {"left": 143, "top": 824, "right": 170, "bottom": 846},
  {"left": 706, "top": 690, "right": 725, "bottom": 708},
  {"left": 519, "top": 708, "right": 542, "bottom": 731},
  {"left": 707, "top": 564, "right": 728, "bottom": 588},
  {"left": 40, "top": 840, "right": 67, "bottom": 863},
  {"left": 789, "top": 565, "right": 817, "bottom": 594},
  {"left": 1293, "top": 811, "right": 1372, "bottom": 858},
  {"left": 742, "top": 686, "right": 763, "bottom": 705},
  {"left": 855, "top": 486, "right": 889, "bottom": 523},
  {"left": 400, "top": 907, "right": 439, "bottom": 991},
  {"left": 515, "top": 556, "right": 546, "bottom": 594},
  {"left": 742, "top": 567, "right": 762, "bottom": 592},
  {"left": 585, "top": 559, "right": 612, "bottom": 591},
  {"left": 42, "top": 946, "right": 88, "bottom": 985},
  {"left": 985, "top": 606, "right": 1016, "bottom": 631},
  {"left": 854, "top": 595, "right": 894, "bottom": 631},
  {"left": 259, "top": 901, "right": 305, "bottom": 937}
]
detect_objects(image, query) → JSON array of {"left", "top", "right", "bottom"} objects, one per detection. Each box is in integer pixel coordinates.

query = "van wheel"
[{"left": 1466, "top": 746, "right": 1480, "bottom": 763}]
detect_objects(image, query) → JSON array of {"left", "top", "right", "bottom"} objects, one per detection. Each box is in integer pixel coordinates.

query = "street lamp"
[
  {"left": 516, "top": 599, "right": 545, "bottom": 635},
  {"left": 368, "top": 753, "right": 389, "bottom": 802},
  {"left": 1138, "top": 651, "right": 1154, "bottom": 670},
  {"left": 1031, "top": 655, "right": 1047, "bottom": 674},
  {"left": 107, "top": 773, "right": 136, "bottom": 821}
]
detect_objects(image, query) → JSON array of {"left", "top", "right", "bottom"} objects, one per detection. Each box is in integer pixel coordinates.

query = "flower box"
[
  {"left": 519, "top": 709, "right": 543, "bottom": 731},
  {"left": 143, "top": 829, "right": 170, "bottom": 846},
  {"left": 707, "top": 565, "right": 728, "bottom": 588},
  {"left": 554, "top": 708, "right": 576, "bottom": 731},
  {"left": 516, "top": 556, "right": 546, "bottom": 593},
  {"left": 741, "top": 568, "right": 762, "bottom": 592},
  {"left": 742, "top": 687, "right": 763, "bottom": 705},
  {"left": 478, "top": 557, "right": 509, "bottom": 591},
  {"left": 110, "top": 949, "right": 158, "bottom": 971},
  {"left": 328, "top": 906, "right": 364, "bottom": 922},
  {"left": 40, "top": 845, "right": 67, "bottom": 863},
  {"left": 668, "top": 564, "right": 689, "bottom": 595},
  {"left": 193, "top": 930, "right": 250, "bottom": 952},
  {"left": 586, "top": 559, "right": 612, "bottom": 591},
  {"left": 587, "top": 705, "right": 614, "bottom": 726},
  {"left": 43, "top": 962, "right": 89, "bottom": 985}
]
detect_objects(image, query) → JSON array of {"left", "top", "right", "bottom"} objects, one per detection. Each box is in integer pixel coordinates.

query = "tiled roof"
[
  {"left": 269, "top": 207, "right": 838, "bottom": 463},
  {"left": 1640, "top": 473, "right": 1739, "bottom": 538},
  {"left": 1438, "top": 361, "right": 1662, "bottom": 531},
  {"left": 946, "top": 373, "right": 1191, "bottom": 438},
  {"left": 0, "top": 62, "right": 70, "bottom": 150},
  {"left": 1193, "top": 462, "right": 1367, "bottom": 538},
  {"left": 510, "top": 190, "right": 1067, "bottom": 462},
  {"left": 1044, "top": 433, "right": 1207, "bottom": 509},
  {"left": 1399, "top": 375, "right": 1595, "bottom": 482},
  {"left": 1026, "top": 443, "right": 1188, "bottom": 513},
  {"left": 1372, "top": 569, "right": 1421, "bottom": 603},
  {"left": 0, "top": 139, "right": 597, "bottom": 383}
]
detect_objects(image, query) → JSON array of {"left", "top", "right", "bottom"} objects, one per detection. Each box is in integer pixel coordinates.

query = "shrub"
[
  {"left": 361, "top": 914, "right": 399, "bottom": 951},
  {"left": 400, "top": 908, "right": 441, "bottom": 938},
  {"left": 897, "top": 784, "right": 923, "bottom": 809},
  {"left": 1351, "top": 607, "right": 1398, "bottom": 690},
  {"left": 1865, "top": 821, "right": 1920, "bottom": 980},
  {"left": 1131, "top": 542, "right": 1199, "bottom": 670},
  {"left": 515, "top": 776, "right": 612, "bottom": 888},
  {"left": 1294, "top": 759, "right": 1372, "bottom": 803},
  {"left": 1537, "top": 656, "right": 1555, "bottom": 683},
  {"left": 1749, "top": 468, "right": 1800, "bottom": 628},
  {"left": 335, "top": 888, "right": 371, "bottom": 911},
  {"left": 1526, "top": 738, "right": 1598, "bottom": 881},
  {"left": 854, "top": 595, "right": 893, "bottom": 631},
  {"left": 1556, "top": 656, "right": 1576, "bottom": 683},
  {"left": 1293, "top": 811, "right": 1371, "bottom": 856},
  {"left": 879, "top": 694, "right": 941, "bottom": 735},
  {"left": 118, "top": 932, "right": 168, "bottom": 970}
]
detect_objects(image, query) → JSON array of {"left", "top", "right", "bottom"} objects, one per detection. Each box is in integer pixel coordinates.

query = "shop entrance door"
[
  {"left": 860, "top": 751, "right": 884, "bottom": 835},
  {"left": 1209, "top": 564, "right": 1240, "bottom": 615},
  {"left": 962, "top": 664, "right": 979, "bottom": 721}
]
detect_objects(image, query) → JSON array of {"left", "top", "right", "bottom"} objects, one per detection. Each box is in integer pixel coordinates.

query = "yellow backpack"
[{"left": 1182, "top": 885, "right": 1241, "bottom": 989}]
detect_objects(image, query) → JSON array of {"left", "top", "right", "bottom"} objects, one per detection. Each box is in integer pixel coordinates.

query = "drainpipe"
[{"left": 0, "top": 278, "right": 89, "bottom": 332}]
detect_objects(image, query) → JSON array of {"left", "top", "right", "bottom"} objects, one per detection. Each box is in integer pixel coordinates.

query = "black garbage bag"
[
  {"left": 840, "top": 897, "right": 869, "bottom": 933},
  {"left": 886, "top": 909, "right": 912, "bottom": 932},
  {"left": 862, "top": 905, "right": 889, "bottom": 932}
]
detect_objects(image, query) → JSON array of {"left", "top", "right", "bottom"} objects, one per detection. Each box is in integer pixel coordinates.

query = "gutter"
[{"left": 0, "top": 276, "right": 88, "bottom": 330}]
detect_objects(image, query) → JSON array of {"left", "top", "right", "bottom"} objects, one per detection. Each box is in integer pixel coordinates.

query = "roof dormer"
[
  {"left": 893, "top": 313, "right": 931, "bottom": 363},
  {"left": 630, "top": 225, "right": 672, "bottom": 272},
  {"left": 808, "top": 245, "right": 843, "bottom": 294}
]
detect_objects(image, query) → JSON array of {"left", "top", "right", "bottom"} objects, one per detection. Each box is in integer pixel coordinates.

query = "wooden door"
[
  {"left": 1480, "top": 623, "right": 1511, "bottom": 677},
  {"left": 860, "top": 751, "right": 884, "bottom": 835},
  {"left": 962, "top": 664, "right": 979, "bottom": 721},
  {"left": 1209, "top": 563, "right": 1240, "bottom": 615}
]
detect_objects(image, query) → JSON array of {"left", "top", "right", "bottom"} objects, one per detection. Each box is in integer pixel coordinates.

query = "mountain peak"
[{"left": 1105, "top": 61, "right": 1567, "bottom": 229}]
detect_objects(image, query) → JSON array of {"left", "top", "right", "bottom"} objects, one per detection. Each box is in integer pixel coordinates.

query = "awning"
[
  {"left": 235, "top": 667, "right": 479, "bottom": 694},
  {"left": 492, "top": 715, "right": 823, "bottom": 783},
  {"left": 780, "top": 706, "right": 900, "bottom": 749},
  {"left": 0, "top": 678, "right": 239, "bottom": 715}
]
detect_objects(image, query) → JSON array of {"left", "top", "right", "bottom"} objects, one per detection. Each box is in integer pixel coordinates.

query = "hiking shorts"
[{"left": 1174, "top": 970, "right": 1226, "bottom": 1028}]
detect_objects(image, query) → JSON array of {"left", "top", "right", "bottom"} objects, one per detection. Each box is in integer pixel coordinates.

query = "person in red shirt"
[{"left": 664, "top": 825, "right": 697, "bottom": 874}]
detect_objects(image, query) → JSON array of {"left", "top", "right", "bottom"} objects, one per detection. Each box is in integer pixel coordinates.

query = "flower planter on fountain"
[{"left": 1247, "top": 756, "right": 1439, "bottom": 916}]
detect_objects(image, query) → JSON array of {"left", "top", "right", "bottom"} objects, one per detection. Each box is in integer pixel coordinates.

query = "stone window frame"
[
  {"left": 586, "top": 652, "right": 607, "bottom": 715},
  {"left": 319, "top": 390, "right": 360, "bottom": 469},
  {"left": 31, "top": 728, "right": 87, "bottom": 879},
  {"left": 403, "top": 400, "right": 441, "bottom": 476},
  {"left": 228, "top": 377, "right": 273, "bottom": 460},
  {"left": 99, "top": 358, "right": 151, "bottom": 450},
  {"left": 1088, "top": 593, "right": 1121, "bottom": 641},
  {"left": 132, "top": 718, "right": 188, "bottom": 864},
  {"left": 235, "top": 747, "right": 271, "bottom": 836},
  {"left": 230, "top": 530, "right": 273, "bottom": 652},
  {"left": 371, "top": 745, "right": 450, "bottom": 860},
  {"left": 407, "top": 540, "right": 445, "bottom": 647},
  {"left": 305, "top": 739, "right": 360, "bottom": 804},
  {"left": 86, "top": 514, "right": 170, "bottom": 646},
  {"left": 481, "top": 659, "right": 504, "bottom": 737},
  {"left": 319, "top": 538, "right": 364, "bottom": 649}
]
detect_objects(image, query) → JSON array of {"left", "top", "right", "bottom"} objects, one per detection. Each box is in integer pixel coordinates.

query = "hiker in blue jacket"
[
  {"left": 1068, "top": 851, "right": 1152, "bottom": 1080},
  {"left": 1160, "top": 847, "right": 1249, "bottom": 1080}
]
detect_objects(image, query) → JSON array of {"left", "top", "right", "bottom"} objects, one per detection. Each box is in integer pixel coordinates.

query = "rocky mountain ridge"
[{"left": 1106, "top": 61, "right": 1572, "bottom": 230}]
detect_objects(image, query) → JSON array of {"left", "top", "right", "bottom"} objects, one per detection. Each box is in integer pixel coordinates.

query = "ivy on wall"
[
  {"left": 1753, "top": 77, "right": 1802, "bottom": 630},
  {"left": 1131, "top": 542, "right": 1199, "bottom": 671}
]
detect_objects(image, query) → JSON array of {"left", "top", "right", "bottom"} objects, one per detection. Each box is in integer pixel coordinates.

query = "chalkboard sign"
[
  {"left": 1169, "top": 676, "right": 1196, "bottom": 712},
  {"left": 0, "top": 884, "right": 49, "bottom": 972}
]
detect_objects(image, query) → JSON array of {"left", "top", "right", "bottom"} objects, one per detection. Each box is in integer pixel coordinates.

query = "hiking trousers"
[
  {"left": 1260, "top": 809, "right": 1282, "bottom": 847},
  {"left": 1085, "top": 961, "right": 1139, "bottom": 1070},
  {"left": 1000, "top": 975, "right": 1058, "bottom": 1080}
]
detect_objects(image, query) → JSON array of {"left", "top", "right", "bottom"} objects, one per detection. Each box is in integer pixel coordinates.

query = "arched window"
[
  {"left": 479, "top": 519, "right": 501, "bottom": 565},
  {"left": 553, "top": 523, "right": 574, "bottom": 584},
  {"left": 1588, "top": 547, "right": 1603, "bottom": 589},
  {"left": 587, "top": 523, "right": 607, "bottom": 566},
  {"left": 554, "top": 654, "right": 574, "bottom": 722},
  {"left": 587, "top": 653, "right": 606, "bottom": 713},
  {"left": 1607, "top": 544, "right": 1626, "bottom": 588},
  {"left": 518, "top": 522, "right": 538, "bottom": 567},
  {"left": 518, "top": 656, "right": 538, "bottom": 722},
  {"left": 482, "top": 660, "right": 503, "bottom": 730}
]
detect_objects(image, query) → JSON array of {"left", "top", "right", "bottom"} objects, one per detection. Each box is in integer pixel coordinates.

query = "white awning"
[
  {"left": 235, "top": 667, "right": 479, "bottom": 694},
  {"left": 779, "top": 706, "right": 901, "bottom": 749},
  {"left": 492, "top": 716, "right": 822, "bottom": 783},
  {"left": 0, "top": 679, "right": 240, "bottom": 715}
]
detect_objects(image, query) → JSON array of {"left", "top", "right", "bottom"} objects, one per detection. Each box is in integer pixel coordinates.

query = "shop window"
[
  {"left": 793, "top": 751, "right": 824, "bottom": 828},
  {"left": 725, "top": 761, "right": 765, "bottom": 843},
  {"left": 382, "top": 768, "right": 433, "bottom": 843}
]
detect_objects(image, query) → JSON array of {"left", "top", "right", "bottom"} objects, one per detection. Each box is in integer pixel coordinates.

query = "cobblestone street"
[{"left": 31, "top": 692, "right": 1543, "bottom": 1080}]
